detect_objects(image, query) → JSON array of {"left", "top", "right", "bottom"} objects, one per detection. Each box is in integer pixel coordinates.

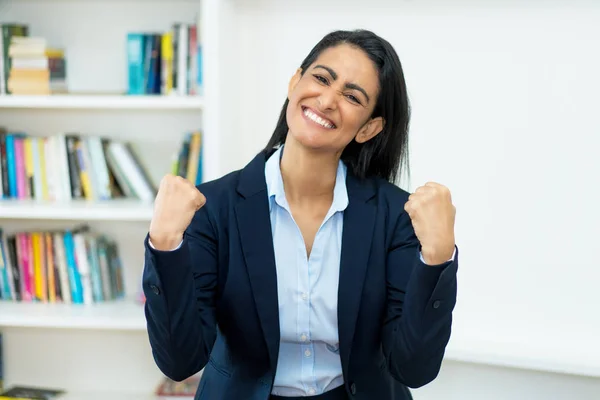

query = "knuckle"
[
  {"left": 160, "top": 173, "right": 173, "bottom": 186},
  {"left": 406, "top": 199, "right": 418, "bottom": 211}
]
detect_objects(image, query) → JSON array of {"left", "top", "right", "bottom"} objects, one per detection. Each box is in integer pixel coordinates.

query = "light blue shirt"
[{"left": 266, "top": 146, "right": 348, "bottom": 397}]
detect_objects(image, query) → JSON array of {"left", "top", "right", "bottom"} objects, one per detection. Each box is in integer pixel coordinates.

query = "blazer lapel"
[
  {"left": 234, "top": 150, "right": 280, "bottom": 372},
  {"left": 338, "top": 173, "right": 376, "bottom": 373}
]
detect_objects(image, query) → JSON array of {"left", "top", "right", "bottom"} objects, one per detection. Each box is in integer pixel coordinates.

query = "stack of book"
[
  {"left": 6, "top": 36, "right": 50, "bottom": 95},
  {"left": 0, "top": 23, "right": 29, "bottom": 95},
  {"left": 0, "top": 129, "right": 158, "bottom": 202},
  {"left": 0, "top": 225, "right": 125, "bottom": 304},
  {"left": 0, "top": 385, "right": 64, "bottom": 399},
  {"left": 127, "top": 22, "right": 202, "bottom": 96},
  {"left": 155, "top": 374, "right": 201, "bottom": 399},
  {"left": 0, "top": 24, "right": 67, "bottom": 96},
  {"left": 171, "top": 131, "right": 203, "bottom": 186},
  {"left": 0, "top": 333, "right": 2, "bottom": 392},
  {"left": 46, "top": 48, "right": 68, "bottom": 94}
]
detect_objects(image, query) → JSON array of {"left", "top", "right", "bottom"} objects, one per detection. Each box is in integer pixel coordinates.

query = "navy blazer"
[{"left": 142, "top": 149, "right": 458, "bottom": 400}]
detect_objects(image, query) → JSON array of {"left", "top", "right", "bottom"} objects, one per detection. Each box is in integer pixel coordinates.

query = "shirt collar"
[{"left": 265, "top": 146, "right": 349, "bottom": 213}]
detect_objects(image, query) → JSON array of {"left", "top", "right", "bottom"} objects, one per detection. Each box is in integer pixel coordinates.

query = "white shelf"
[
  {"left": 0, "top": 299, "right": 146, "bottom": 331},
  {"left": 0, "top": 199, "right": 154, "bottom": 221},
  {"left": 0, "top": 391, "right": 155, "bottom": 400},
  {"left": 0, "top": 94, "right": 204, "bottom": 110}
]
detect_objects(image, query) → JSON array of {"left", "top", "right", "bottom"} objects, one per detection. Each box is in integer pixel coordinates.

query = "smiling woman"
[
  {"left": 266, "top": 29, "right": 410, "bottom": 183},
  {"left": 286, "top": 46, "right": 384, "bottom": 159},
  {"left": 143, "top": 29, "right": 459, "bottom": 400}
]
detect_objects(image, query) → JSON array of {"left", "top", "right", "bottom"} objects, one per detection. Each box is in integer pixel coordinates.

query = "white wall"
[
  {"left": 226, "top": 0, "right": 600, "bottom": 398},
  {"left": 413, "top": 359, "right": 600, "bottom": 400}
]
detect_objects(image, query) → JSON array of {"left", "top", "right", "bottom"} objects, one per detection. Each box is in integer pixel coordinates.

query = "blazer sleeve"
[
  {"left": 381, "top": 208, "right": 458, "bottom": 388},
  {"left": 142, "top": 205, "right": 218, "bottom": 382}
]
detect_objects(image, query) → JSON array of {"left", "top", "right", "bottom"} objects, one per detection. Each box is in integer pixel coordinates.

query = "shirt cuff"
[
  {"left": 419, "top": 246, "right": 456, "bottom": 265},
  {"left": 148, "top": 238, "right": 184, "bottom": 252}
]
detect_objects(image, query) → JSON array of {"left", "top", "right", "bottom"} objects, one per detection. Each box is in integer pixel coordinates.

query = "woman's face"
[{"left": 286, "top": 44, "right": 383, "bottom": 155}]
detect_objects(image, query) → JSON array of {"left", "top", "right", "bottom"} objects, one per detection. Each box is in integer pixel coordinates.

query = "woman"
[{"left": 143, "top": 29, "right": 458, "bottom": 400}]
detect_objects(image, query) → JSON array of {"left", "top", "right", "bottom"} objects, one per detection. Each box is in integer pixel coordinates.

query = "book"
[
  {"left": 0, "top": 226, "right": 125, "bottom": 304},
  {"left": 127, "top": 21, "right": 201, "bottom": 96},
  {"left": 155, "top": 375, "right": 200, "bottom": 399},
  {"left": 0, "top": 386, "right": 64, "bottom": 400},
  {"left": 0, "top": 333, "right": 3, "bottom": 392}
]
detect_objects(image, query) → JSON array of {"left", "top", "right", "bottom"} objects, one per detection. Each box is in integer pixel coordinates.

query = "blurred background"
[{"left": 0, "top": 0, "right": 598, "bottom": 399}]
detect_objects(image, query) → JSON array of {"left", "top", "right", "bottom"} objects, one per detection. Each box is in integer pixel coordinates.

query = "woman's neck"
[{"left": 279, "top": 137, "right": 340, "bottom": 204}]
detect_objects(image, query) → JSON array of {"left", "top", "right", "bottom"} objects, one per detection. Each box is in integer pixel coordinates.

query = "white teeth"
[{"left": 304, "top": 108, "right": 334, "bottom": 129}]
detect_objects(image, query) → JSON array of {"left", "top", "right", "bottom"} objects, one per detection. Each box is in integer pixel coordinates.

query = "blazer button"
[
  {"left": 433, "top": 300, "right": 441, "bottom": 309},
  {"left": 150, "top": 285, "right": 160, "bottom": 295},
  {"left": 350, "top": 383, "right": 356, "bottom": 395}
]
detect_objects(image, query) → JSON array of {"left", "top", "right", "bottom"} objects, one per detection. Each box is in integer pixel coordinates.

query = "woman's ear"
[
  {"left": 355, "top": 116, "right": 385, "bottom": 144},
  {"left": 287, "top": 68, "right": 303, "bottom": 98}
]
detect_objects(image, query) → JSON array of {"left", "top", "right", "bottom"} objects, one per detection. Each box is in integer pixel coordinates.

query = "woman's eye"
[
  {"left": 314, "top": 75, "right": 328, "bottom": 84},
  {"left": 346, "top": 94, "right": 360, "bottom": 104}
]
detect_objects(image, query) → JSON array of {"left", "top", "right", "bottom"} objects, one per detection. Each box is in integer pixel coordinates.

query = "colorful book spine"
[{"left": 126, "top": 33, "right": 145, "bottom": 95}]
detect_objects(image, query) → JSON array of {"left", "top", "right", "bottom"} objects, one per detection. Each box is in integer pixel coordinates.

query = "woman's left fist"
[{"left": 404, "top": 182, "right": 456, "bottom": 265}]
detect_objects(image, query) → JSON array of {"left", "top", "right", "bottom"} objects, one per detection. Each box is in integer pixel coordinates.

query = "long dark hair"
[{"left": 264, "top": 29, "right": 411, "bottom": 184}]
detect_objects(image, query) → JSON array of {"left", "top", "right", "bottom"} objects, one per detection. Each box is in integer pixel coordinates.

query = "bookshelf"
[
  {"left": 57, "top": 392, "right": 156, "bottom": 400},
  {"left": 0, "top": 0, "right": 239, "bottom": 396},
  {"left": 0, "top": 300, "right": 145, "bottom": 331},
  {"left": 0, "top": 199, "right": 153, "bottom": 221}
]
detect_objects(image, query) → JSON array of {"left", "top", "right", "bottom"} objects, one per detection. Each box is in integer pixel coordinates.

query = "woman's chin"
[{"left": 289, "top": 130, "right": 333, "bottom": 151}]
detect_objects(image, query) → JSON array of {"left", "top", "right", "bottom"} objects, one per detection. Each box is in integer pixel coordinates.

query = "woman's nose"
[{"left": 317, "top": 88, "right": 338, "bottom": 111}]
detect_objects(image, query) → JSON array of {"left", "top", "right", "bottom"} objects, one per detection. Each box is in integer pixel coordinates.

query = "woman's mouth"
[{"left": 302, "top": 106, "right": 336, "bottom": 129}]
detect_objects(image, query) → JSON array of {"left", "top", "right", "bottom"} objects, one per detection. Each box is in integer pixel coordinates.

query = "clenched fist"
[
  {"left": 149, "top": 174, "right": 206, "bottom": 251},
  {"left": 404, "top": 182, "right": 456, "bottom": 265}
]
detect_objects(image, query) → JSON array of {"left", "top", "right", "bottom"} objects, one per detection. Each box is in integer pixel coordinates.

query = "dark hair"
[{"left": 264, "top": 29, "right": 411, "bottom": 184}]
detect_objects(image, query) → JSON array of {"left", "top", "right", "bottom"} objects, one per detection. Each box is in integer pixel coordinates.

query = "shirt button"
[
  {"left": 308, "top": 388, "right": 316, "bottom": 395},
  {"left": 300, "top": 334, "right": 308, "bottom": 342},
  {"left": 301, "top": 292, "right": 308, "bottom": 300},
  {"left": 304, "top": 349, "right": 312, "bottom": 357}
]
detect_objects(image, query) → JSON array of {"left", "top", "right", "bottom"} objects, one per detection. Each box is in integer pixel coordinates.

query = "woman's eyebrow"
[{"left": 313, "top": 64, "right": 370, "bottom": 104}]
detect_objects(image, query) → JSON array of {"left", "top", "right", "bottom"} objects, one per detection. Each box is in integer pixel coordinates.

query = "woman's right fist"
[{"left": 149, "top": 174, "right": 206, "bottom": 251}]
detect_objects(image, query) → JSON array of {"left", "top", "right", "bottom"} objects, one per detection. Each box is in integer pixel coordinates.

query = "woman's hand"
[
  {"left": 149, "top": 174, "right": 206, "bottom": 250},
  {"left": 404, "top": 182, "right": 456, "bottom": 265}
]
